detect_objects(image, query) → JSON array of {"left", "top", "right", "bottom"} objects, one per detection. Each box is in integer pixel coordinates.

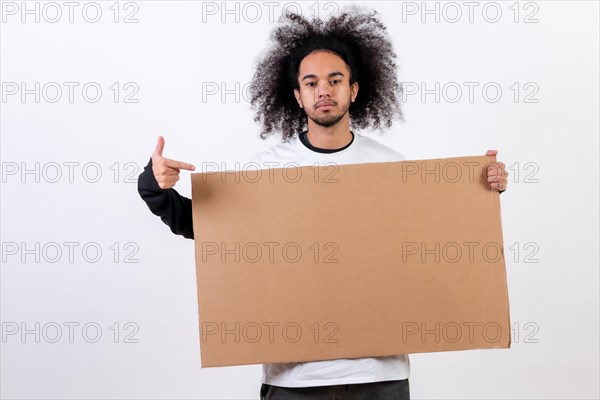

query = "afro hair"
[{"left": 248, "top": 5, "right": 404, "bottom": 141}]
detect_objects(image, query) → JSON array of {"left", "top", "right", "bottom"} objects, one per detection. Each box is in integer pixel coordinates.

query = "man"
[{"left": 138, "top": 6, "right": 508, "bottom": 400}]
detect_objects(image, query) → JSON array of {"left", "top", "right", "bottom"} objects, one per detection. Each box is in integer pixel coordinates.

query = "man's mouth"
[{"left": 316, "top": 101, "right": 335, "bottom": 109}]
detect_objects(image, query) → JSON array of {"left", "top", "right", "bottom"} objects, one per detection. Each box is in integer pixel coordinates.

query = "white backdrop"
[{"left": 1, "top": 1, "right": 598, "bottom": 399}]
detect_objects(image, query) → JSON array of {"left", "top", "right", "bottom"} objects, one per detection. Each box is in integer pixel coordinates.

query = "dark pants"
[{"left": 260, "top": 379, "right": 410, "bottom": 400}]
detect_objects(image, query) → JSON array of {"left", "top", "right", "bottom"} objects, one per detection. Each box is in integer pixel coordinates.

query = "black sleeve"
[{"left": 137, "top": 158, "right": 194, "bottom": 240}]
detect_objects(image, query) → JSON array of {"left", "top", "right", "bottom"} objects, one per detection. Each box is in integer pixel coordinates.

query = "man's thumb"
[{"left": 154, "top": 135, "right": 165, "bottom": 157}]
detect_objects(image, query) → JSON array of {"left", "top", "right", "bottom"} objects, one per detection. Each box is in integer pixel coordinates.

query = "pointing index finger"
[{"left": 164, "top": 158, "right": 196, "bottom": 171}]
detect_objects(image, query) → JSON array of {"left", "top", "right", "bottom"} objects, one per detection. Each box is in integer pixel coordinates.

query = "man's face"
[{"left": 294, "top": 50, "right": 358, "bottom": 128}]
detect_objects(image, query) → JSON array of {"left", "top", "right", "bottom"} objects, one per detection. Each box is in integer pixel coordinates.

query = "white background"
[{"left": 1, "top": 1, "right": 598, "bottom": 399}]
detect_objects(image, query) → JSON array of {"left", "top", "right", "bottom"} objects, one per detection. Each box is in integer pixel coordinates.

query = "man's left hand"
[{"left": 485, "top": 150, "right": 508, "bottom": 193}]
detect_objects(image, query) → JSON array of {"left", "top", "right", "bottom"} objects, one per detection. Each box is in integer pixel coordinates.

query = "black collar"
[{"left": 299, "top": 130, "right": 355, "bottom": 154}]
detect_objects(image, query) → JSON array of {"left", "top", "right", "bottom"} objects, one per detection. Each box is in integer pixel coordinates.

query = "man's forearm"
[{"left": 137, "top": 158, "right": 194, "bottom": 239}]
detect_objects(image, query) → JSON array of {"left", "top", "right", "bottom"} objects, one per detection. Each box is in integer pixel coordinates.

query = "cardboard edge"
[{"left": 191, "top": 173, "right": 205, "bottom": 367}]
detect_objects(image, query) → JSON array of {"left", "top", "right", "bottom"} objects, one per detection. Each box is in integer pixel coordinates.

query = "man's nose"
[{"left": 317, "top": 82, "right": 334, "bottom": 98}]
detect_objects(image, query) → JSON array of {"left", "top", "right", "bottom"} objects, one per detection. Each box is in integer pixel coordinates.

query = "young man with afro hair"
[{"left": 138, "top": 5, "right": 509, "bottom": 399}]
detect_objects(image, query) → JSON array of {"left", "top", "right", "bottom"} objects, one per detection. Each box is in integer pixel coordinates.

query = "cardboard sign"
[{"left": 191, "top": 155, "right": 511, "bottom": 367}]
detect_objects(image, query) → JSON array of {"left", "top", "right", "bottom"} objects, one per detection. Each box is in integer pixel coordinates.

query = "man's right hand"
[{"left": 151, "top": 136, "right": 196, "bottom": 189}]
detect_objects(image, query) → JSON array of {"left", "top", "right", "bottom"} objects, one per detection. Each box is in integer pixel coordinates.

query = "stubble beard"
[{"left": 306, "top": 99, "right": 351, "bottom": 128}]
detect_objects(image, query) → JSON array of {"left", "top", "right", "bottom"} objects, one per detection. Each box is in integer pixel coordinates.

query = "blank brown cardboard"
[{"left": 191, "top": 155, "right": 511, "bottom": 367}]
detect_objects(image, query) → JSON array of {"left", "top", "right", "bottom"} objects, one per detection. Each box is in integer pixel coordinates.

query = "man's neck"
[{"left": 306, "top": 121, "right": 353, "bottom": 149}]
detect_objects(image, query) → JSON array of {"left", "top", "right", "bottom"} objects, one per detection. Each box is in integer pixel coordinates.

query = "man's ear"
[
  {"left": 351, "top": 81, "right": 359, "bottom": 102},
  {"left": 294, "top": 88, "right": 303, "bottom": 108}
]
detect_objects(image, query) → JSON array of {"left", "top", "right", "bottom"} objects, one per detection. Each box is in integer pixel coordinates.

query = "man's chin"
[
  {"left": 314, "top": 121, "right": 338, "bottom": 128},
  {"left": 310, "top": 114, "right": 344, "bottom": 128}
]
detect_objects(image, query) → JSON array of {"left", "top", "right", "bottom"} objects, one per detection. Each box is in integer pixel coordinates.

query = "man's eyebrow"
[{"left": 301, "top": 71, "right": 345, "bottom": 81}]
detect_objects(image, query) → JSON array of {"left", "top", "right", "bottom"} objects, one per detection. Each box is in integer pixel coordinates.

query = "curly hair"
[{"left": 248, "top": 5, "right": 404, "bottom": 141}]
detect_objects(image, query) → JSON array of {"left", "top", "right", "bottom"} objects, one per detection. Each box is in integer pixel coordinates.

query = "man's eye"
[
  {"left": 306, "top": 82, "right": 316, "bottom": 87},
  {"left": 331, "top": 80, "right": 341, "bottom": 85}
]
